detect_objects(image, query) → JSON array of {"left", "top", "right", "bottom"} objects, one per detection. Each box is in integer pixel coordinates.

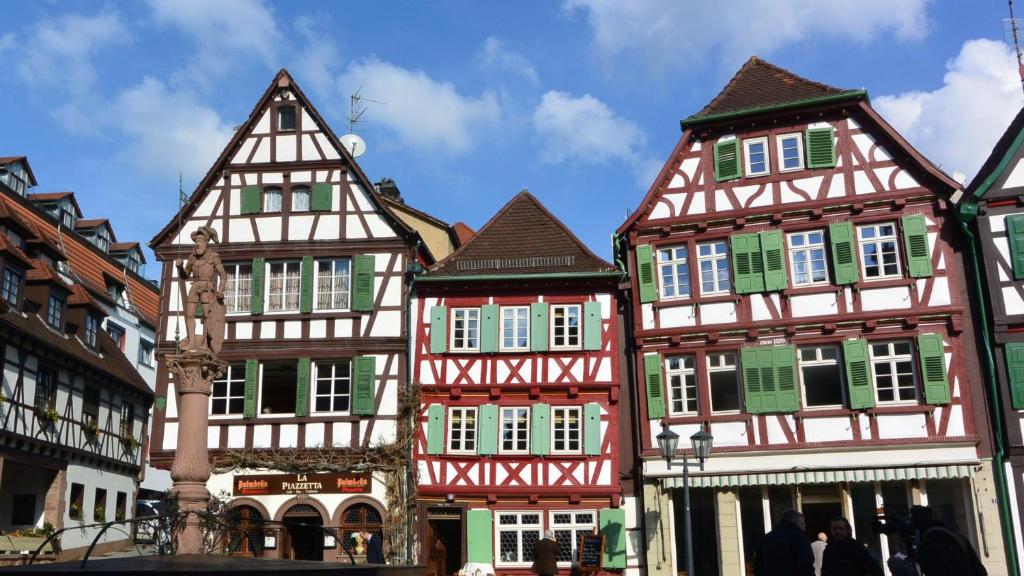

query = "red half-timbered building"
[
  {"left": 617, "top": 58, "right": 1008, "bottom": 576},
  {"left": 411, "top": 192, "right": 629, "bottom": 576}
]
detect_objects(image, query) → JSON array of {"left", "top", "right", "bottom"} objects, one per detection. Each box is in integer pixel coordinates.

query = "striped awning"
[{"left": 661, "top": 464, "right": 977, "bottom": 489}]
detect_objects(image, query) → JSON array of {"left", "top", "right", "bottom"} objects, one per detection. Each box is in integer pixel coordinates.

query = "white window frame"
[
  {"left": 447, "top": 406, "right": 477, "bottom": 455},
  {"left": 265, "top": 260, "right": 301, "bottom": 313},
  {"left": 210, "top": 364, "right": 246, "bottom": 417},
  {"left": 797, "top": 345, "right": 844, "bottom": 409},
  {"left": 551, "top": 406, "right": 582, "bottom": 454},
  {"left": 499, "top": 406, "right": 530, "bottom": 454},
  {"left": 857, "top": 223, "right": 902, "bottom": 280},
  {"left": 743, "top": 137, "right": 770, "bottom": 177},
  {"left": 550, "top": 510, "right": 597, "bottom": 567},
  {"left": 708, "top": 352, "right": 740, "bottom": 414},
  {"left": 697, "top": 241, "right": 731, "bottom": 296},
  {"left": 450, "top": 308, "right": 481, "bottom": 351},
  {"left": 787, "top": 230, "right": 830, "bottom": 287},
  {"left": 315, "top": 258, "right": 351, "bottom": 311},
  {"left": 495, "top": 511, "right": 543, "bottom": 567},
  {"left": 138, "top": 340, "right": 155, "bottom": 368},
  {"left": 312, "top": 360, "right": 351, "bottom": 414},
  {"left": 777, "top": 133, "right": 804, "bottom": 172},
  {"left": 657, "top": 245, "right": 691, "bottom": 300},
  {"left": 263, "top": 188, "right": 283, "bottom": 213},
  {"left": 500, "top": 306, "right": 530, "bottom": 352},
  {"left": 550, "top": 304, "right": 581, "bottom": 350},
  {"left": 224, "top": 263, "right": 253, "bottom": 314},
  {"left": 869, "top": 341, "right": 918, "bottom": 405},
  {"left": 666, "top": 355, "right": 698, "bottom": 415}
]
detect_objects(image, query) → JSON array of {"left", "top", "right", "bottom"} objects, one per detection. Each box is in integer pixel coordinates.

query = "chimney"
[{"left": 375, "top": 178, "right": 403, "bottom": 203}]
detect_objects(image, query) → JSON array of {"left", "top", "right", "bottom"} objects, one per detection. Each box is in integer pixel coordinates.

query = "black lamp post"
[{"left": 656, "top": 425, "right": 714, "bottom": 576}]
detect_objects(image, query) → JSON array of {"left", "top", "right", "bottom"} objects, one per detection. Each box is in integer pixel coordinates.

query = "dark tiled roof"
[
  {"left": 426, "top": 191, "right": 615, "bottom": 277},
  {"left": 109, "top": 241, "right": 141, "bottom": 252},
  {"left": 74, "top": 218, "right": 110, "bottom": 230},
  {"left": 452, "top": 222, "right": 475, "bottom": 245},
  {"left": 688, "top": 56, "right": 861, "bottom": 122},
  {"left": 966, "top": 106, "right": 1024, "bottom": 198}
]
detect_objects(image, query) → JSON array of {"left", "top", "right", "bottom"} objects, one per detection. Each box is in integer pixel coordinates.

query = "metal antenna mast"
[
  {"left": 1007, "top": 0, "right": 1024, "bottom": 94},
  {"left": 347, "top": 87, "right": 381, "bottom": 134}
]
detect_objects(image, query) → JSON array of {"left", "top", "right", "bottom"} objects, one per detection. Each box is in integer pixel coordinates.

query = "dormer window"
[
  {"left": 84, "top": 314, "right": 99, "bottom": 348},
  {"left": 107, "top": 280, "right": 127, "bottom": 307},
  {"left": 2, "top": 266, "right": 23, "bottom": 307},
  {"left": 46, "top": 293, "right": 64, "bottom": 329},
  {"left": 4, "top": 227, "right": 24, "bottom": 250},
  {"left": 278, "top": 106, "right": 296, "bottom": 131}
]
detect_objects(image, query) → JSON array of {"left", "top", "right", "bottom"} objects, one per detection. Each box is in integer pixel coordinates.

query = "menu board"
[{"left": 577, "top": 533, "right": 604, "bottom": 572}]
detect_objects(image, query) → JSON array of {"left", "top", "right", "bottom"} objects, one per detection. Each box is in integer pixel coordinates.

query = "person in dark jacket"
[
  {"left": 531, "top": 530, "right": 559, "bottom": 576},
  {"left": 821, "top": 516, "right": 882, "bottom": 576},
  {"left": 911, "top": 506, "right": 986, "bottom": 576},
  {"left": 361, "top": 529, "right": 385, "bottom": 564},
  {"left": 753, "top": 509, "right": 814, "bottom": 576}
]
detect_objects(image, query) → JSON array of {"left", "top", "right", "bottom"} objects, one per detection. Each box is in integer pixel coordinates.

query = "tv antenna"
[
  {"left": 1005, "top": 0, "right": 1024, "bottom": 94},
  {"left": 340, "top": 87, "right": 380, "bottom": 158}
]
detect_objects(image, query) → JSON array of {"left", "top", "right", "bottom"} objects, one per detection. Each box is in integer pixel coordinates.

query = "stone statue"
[{"left": 176, "top": 226, "right": 226, "bottom": 355}]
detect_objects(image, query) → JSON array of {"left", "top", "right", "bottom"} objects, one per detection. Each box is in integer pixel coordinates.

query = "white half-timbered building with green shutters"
[
  {"left": 148, "top": 70, "right": 432, "bottom": 563},
  {"left": 617, "top": 57, "right": 1009, "bottom": 576}
]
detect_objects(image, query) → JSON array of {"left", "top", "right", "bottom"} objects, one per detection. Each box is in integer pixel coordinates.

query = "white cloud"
[
  {"left": 292, "top": 15, "right": 342, "bottom": 99},
  {"left": 875, "top": 38, "right": 1024, "bottom": 178},
  {"left": 478, "top": 37, "right": 539, "bottom": 84},
  {"left": 339, "top": 58, "right": 501, "bottom": 153},
  {"left": 14, "top": 11, "right": 127, "bottom": 95},
  {"left": 566, "top": 0, "right": 930, "bottom": 71},
  {"left": 532, "top": 90, "right": 646, "bottom": 164}
]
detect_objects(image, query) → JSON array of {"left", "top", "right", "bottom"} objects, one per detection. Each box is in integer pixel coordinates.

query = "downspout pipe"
[{"left": 957, "top": 204, "right": 1020, "bottom": 574}]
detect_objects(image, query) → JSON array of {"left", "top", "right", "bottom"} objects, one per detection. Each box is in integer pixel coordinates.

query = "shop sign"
[{"left": 233, "top": 472, "right": 372, "bottom": 496}]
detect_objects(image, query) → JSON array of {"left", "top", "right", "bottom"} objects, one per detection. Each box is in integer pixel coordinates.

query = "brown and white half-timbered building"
[
  {"left": 411, "top": 192, "right": 630, "bottom": 576},
  {"left": 148, "top": 70, "right": 436, "bottom": 562},
  {"left": 617, "top": 58, "right": 1009, "bottom": 576}
]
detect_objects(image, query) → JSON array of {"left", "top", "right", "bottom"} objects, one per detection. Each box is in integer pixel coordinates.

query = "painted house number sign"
[{"left": 233, "top": 472, "right": 372, "bottom": 496}]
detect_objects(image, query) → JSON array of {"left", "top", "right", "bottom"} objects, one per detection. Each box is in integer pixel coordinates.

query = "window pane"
[
  {"left": 710, "top": 370, "right": 739, "bottom": 412},
  {"left": 803, "top": 364, "right": 844, "bottom": 407}
]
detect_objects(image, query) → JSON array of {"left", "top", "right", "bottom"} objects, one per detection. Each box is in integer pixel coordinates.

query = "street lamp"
[{"left": 656, "top": 425, "right": 714, "bottom": 576}]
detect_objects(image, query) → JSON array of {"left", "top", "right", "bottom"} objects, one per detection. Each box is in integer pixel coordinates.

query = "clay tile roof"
[
  {"left": 27, "top": 191, "right": 73, "bottom": 201},
  {"left": 109, "top": 241, "right": 140, "bottom": 252},
  {"left": 426, "top": 191, "right": 616, "bottom": 278},
  {"left": 452, "top": 222, "right": 475, "bottom": 245},
  {"left": 685, "top": 56, "right": 863, "bottom": 125},
  {"left": 74, "top": 218, "right": 109, "bottom": 229}
]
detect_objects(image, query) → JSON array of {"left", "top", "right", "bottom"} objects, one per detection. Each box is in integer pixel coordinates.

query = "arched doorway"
[
  {"left": 338, "top": 502, "right": 384, "bottom": 561},
  {"left": 282, "top": 503, "right": 324, "bottom": 561},
  {"left": 226, "top": 505, "right": 265, "bottom": 556}
]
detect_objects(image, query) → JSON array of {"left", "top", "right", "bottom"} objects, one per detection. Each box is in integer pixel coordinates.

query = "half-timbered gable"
[
  {"left": 411, "top": 192, "right": 627, "bottom": 576},
  {"left": 619, "top": 57, "right": 1006, "bottom": 576},
  {"left": 963, "top": 105, "right": 1024, "bottom": 564},
  {"left": 148, "top": 69, "right": 428, "bottom": 562}
]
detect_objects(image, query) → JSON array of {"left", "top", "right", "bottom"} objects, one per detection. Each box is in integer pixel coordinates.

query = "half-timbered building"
[
  {"left": 617, "top": 57, "right": 1009, "bottom": 576},
  {"left": 961, "top": 106, "right": 1024, "bottom": 569},
  {"left": 148, "top": 70, "right": 436, "bottom": 562},
  {"left": 0, "top": 156, "right": 153, "bottom": 558},
  {"left": 411, "top": 191, "right": 630, "bottom": 576}
]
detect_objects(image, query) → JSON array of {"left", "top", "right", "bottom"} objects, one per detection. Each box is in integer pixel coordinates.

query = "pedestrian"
[
  {"left": 811, "top": 532, "right": 828, "bottom": 576},
  {"left": 361, "top": 529, "right": 385, "bottom": 564},
  {"left": 531, "top": 530, "right": 559, "bottom": 576},
  {"left": 911, "top": 505, "right": 986, "bottom": 576},
  {"left": 753, "top": 509, "right": 814, "bottom": 576},
  {"left": 820, "top": 516, "right": 882, "bottom": 576}
]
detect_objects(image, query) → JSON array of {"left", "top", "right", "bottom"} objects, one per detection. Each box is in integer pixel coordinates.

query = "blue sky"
[{"left": 3, "top": 1, "right": 1022, "bottom": 277}]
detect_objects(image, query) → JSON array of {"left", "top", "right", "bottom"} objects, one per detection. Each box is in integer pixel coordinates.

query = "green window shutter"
[
  {"left": 530, "top": 303, "right": 549, "bottom": 351},
  {"left": 240, "top": 185, "right": 261, "bottom": 215},
  {"left": 250, "top": 257, "right": 265, "bottom": 316},
  {"left": 829, "top": 222, "right": 860, "bottom": 285},
  {"left": 477, "top": 404, "right": 498, "bottom": 455},
  {"left": 843, "top": 339, "right": 875, "bottom": 409},
  {"left": 352, "top": 356, "right": 376, "bottom": 415},
  {"left": 901, "top": 215, "right": 932, "bottom": 278},
  {"left": 352, "top": 254, "right": 375, "bottom": 312},
  {"left": 742, "top": 347, "right": 763, "bottom": 414},
  {"left": 311, "top": 183, "right": 332, "bottom": 211},
  {"left": 731, "top": 233, "right": 765, "bottom": 294},
  {"left": 805, "top": 127, "right": 836, "bottom": 168},
  {"left": 480, "top": 304, "right": 499, "bottom": 353},
  {"left": 295, "top": 358, "right": 311, "bottom": 417},
  {"left": 584, "top": 402, "right": 601, "bottom": 456},
  {"left": 530, "top": 403, "right": 550, "bottom": 456},
  {"left": 773, "top": 345, "right": 800, "bottom": 412},
  {"left": 466, "top": 509, "right": 493, "bottom": 564},
  {"left": 430, "top": 306, "right": 448, "bottom": 353},
  {"left": 635, "top": 244, "right": 658, "bottom": 303},
  {"left": 1006, "top": 215, "right": 1024, "bottom": 280},
  {"left": 1006, "top": 343, "right": 1024, "bottom": 409},
  {"left": 760, "top": 230, "right": 788, "bottom": 291},
  {"left": 243, "top": 359, "right": 258, "bottom": 418},
  {"left": 643, "top": 354, "right": 665, "bottom": 419},
  {"left": 758, "top": 347, "right": 778, "bottom": 412},
  {"left": 300, "top": 256, "right": 314, "bottom": 313},
  {"left": 583, "top": 301, "right": 603, "bottom": 351},
  {"left": 426, "top": 404, "right": 445, "bottom": 455},
  {"left": 600, "top": 508, "right": 627, "bottom": 569},
  {"left": 917, "top": 334, "right": 950, "bottom": 405},
  {"left": 714, "top": 139, "right": 741, "bottom": 181}
]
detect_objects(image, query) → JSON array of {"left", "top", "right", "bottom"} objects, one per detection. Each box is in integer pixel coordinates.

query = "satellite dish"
[
  {"left": 953, "top": 170, "right": 967, "bottom": 185},
  {"left": 339, "top": 133, "right": 366, "bottom": 158}
]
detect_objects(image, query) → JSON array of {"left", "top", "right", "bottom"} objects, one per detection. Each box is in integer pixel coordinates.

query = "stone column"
[{"left": 167, "top": 350, "right": 226, "bottom": 554}]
